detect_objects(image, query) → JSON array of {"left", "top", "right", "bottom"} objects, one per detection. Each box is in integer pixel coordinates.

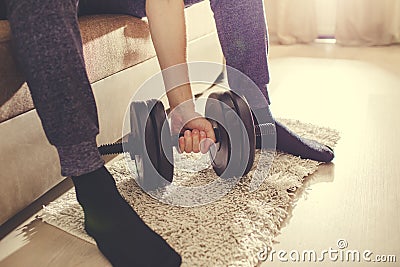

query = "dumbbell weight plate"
[
  {"left": 129, "top": 100, "right": 173, "bottom": 191},
  {"left": 225, "top": 91, "right": 256, "bottom": 176},
  {"left": 129, "top": 101, "right": 156, "bottom": 190},
  {"left": 146, "top": 99, "right": 174, "bottom": 183},
  {"left": 205, "top": 92, "right": 230, "bottom": 177},
  {"left": 206, "top": 92, "right": 247, "bottom": 178}
]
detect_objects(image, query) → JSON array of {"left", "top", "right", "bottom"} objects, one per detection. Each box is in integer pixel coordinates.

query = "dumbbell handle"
[
  {"left": 98, "top": 122, "right": 275, "bottom": 156},
  {"left": 98, "top": 128, "right": 219, "bottom": 156}
]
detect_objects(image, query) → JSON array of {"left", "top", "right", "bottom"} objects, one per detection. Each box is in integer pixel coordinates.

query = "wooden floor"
[
  {"left": 1, "top": 42, "right": 400, "bottom": 267},
  {"left": 263, "top": 43, "right": 400, "bottom": 266}
]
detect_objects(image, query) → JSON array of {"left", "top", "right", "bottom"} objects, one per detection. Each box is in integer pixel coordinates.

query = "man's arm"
[{"left": 146, "top": 0, "right": 215, "bottom": 153}]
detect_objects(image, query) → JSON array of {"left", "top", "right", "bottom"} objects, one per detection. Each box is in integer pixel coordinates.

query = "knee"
[
  {"left": 6, "top": 0, "right": 78, "bottom": 22},
  {"left": 209, "top": 0, "right": 221, "bottom": 11},
  {"left": 5, "top": 0, "right": 80, "bottom": 50}
]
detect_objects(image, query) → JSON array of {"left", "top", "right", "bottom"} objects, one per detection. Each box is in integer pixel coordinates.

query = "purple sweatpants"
[{"left": 3, "top": 0, "right": 270, "bottom": 176}]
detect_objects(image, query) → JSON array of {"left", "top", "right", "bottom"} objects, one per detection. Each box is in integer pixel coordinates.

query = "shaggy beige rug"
[{"left": 40, "top": 119, "right": 339, "bottom": 267}]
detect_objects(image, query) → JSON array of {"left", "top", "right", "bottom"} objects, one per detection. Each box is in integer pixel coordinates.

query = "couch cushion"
[{"left": 0, "top": 1, "right": 216, "bottom": 123}]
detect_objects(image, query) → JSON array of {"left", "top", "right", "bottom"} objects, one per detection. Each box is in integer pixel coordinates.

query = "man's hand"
[{"left": 170, "top": 109, "right": 216, "bottom": 154}]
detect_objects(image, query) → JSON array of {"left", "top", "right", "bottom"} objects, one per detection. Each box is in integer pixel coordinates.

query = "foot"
[
  {"left": 253, "top": 108, "right": 334, "bottom": 162},
  {"left": 274, "top": 120, "right": 334, "bottom": 162},
  {"left": 72, "top": 166, "right": 181, "bottom": 267}
]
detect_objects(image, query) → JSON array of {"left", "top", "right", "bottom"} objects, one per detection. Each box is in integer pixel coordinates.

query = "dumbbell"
[{"left": 98, "top": 91, "right": 275, "bottom": 190}]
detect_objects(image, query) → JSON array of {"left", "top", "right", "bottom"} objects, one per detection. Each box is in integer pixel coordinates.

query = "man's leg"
[
  {"left": 5, "top": 0, "right": 180, "bottom": 265},
  {"left": 0, "top": 0, "right": 6, "bottom": 19},
  {"left": 210, "top": 0, "right": 270, "bottom": 107},
  {"left": 209, "top": 0, "right": 334, "bottom": 162},
  {"left": 6, "top": 0, "right": 103, "bottom": 176}
]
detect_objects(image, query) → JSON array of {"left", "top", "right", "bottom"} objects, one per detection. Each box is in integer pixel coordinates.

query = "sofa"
[{"left": 0, "top": 1, "right": 223, "bottom": 226}]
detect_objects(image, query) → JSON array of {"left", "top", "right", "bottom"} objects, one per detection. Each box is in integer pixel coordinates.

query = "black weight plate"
[
  {"left": 223, "top": 102, "right": 244, "bottom": 178},
  {"left": 206, "top": 92, "right": 247, "bottom": 178},
  {"left": 226, "top": 91, "right": 256, "bottom": 176},
  {"left": 205, "top": 92, "right": 230, "bottom": 177},
  {"left": 131, "top": 101, "right": 171, "bottom": 191},
  {"left": 219, "top": 91, "right": 247, "bottom": 178},
  {"left": 130, "top": 101, "right": 154, "bottom": 189},
  {"left": 146, "top": 99, "right": 174, "bottom": 183}
]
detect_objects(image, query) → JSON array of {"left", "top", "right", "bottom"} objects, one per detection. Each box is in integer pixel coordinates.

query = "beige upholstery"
[{"left": 0, "top": 2, "right": 223, "bottom": 225}]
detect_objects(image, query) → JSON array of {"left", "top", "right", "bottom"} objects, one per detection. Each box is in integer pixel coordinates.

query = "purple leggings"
[{"left": 3, "top": 0, "right": 270, "bottom": 176}]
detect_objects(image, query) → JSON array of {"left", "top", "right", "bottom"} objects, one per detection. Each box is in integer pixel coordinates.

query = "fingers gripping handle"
[{"left": 171, "top": 127, "right": 220, "bottom": 147}]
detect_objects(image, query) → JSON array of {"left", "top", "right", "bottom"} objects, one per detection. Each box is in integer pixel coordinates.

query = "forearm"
[{"left": 146, "top": 0, "right": 194, "bottom": 111}]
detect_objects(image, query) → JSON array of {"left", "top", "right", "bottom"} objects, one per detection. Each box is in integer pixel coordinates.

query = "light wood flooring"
[{"left": 262, "top": 42, "right": 400, "bottom": 267}]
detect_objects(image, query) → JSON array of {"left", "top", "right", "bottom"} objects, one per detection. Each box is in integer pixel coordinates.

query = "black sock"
[
  {"left": 72, "top": 166, "right": 181, "bottom": 267},
  {"left": 253, "top": 108, "right": 334, "bottom": 162}
]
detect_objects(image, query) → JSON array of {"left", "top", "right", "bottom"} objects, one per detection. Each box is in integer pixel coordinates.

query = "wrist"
[{"left": 170, "top": 99, "right": 195, "bottom": 114}]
